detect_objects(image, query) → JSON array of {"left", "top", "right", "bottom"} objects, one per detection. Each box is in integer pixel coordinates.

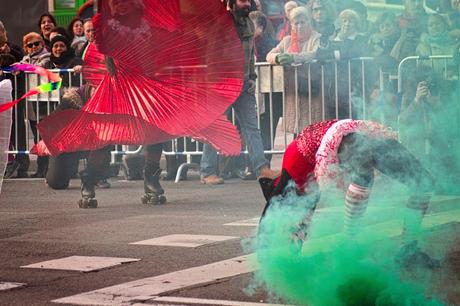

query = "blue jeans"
[{"left": 200, "top": 81, "right": 268, "bottom": 177}]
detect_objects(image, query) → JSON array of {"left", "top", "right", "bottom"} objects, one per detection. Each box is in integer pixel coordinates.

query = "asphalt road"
[
  {"left": 0, "top": 173, "right": 272, "bottom": 306},
  {"left": 0, "top": 172, "right": 459, "bottom": 306}
]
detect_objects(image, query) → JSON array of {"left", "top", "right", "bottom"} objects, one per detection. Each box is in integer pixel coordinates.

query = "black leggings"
[
  {"left": 260, "top": 134, "right": 434, "bottom": 223},
  {"left": 338, "top": 133, "right": 434, "bottom": 193},
  {"left": 268, "top": 134, "right": 434, "bottom": 201}
]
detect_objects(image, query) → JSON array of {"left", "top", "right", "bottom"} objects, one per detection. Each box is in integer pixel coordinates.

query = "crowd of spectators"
[
  {"left": 1, "top": 0, "right": 460, "bottom": 193},
  {"left": 253, "top": 0, "right": 460, "bottom": 193},
  {"left": 0, "top": 14, "right": 90, "bottom": 180}
]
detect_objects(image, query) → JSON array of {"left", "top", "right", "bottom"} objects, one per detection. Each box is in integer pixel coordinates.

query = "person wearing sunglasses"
[{"left": 21, "top": 32, "right": 50, "bottom": 67}]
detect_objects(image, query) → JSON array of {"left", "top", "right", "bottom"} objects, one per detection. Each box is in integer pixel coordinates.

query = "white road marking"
[
  {"left": 131, "top": 296, "right": 295, "bottom": 305},
  {"left": 0, "top": 282, "right": 26, "bottom": 291},
  {"left": 52, "top": 209, "right": 460, "bottom": 305},
  {"left": 52, "top": 254, "right": 258, "bottom": 305},
  {"left": 302, "top": 209, "right": 460, "bottom": 255},
  {"left": 130, "top": 234, "right": 238, "bottom": 248},
  {"left": 224, "top": 218, "right": 259, "bottom": 227},
  {"left": 21, "top": 256, "right": 140, "bottom": 272},
  {"left": 222, "top": 206, "right": 394, "bottom": 228}
]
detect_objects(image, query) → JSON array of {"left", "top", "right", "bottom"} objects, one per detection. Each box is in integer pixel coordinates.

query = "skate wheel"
[
  {"left": 141, "top": 195, "right": 149, "bottom": 205},
  {"left": 141, "top": 194, "right": 166, "bottom": 205},
  {"left": 78, "top": 199, "right": 98, "bottom": 208},
  {"left": 158, "top": 195, "right": 167, "bottom": 204}
]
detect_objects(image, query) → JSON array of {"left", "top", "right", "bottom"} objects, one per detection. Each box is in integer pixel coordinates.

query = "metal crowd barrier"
[
  {"left": 5, "top": 59, "right": 391, "bottom": 183},
  {"left": 166, "top": 58, "right": 383, "bottom": 182},
  {"left": 7, "top": 69, "right": 83, "bottom": 155},
  {"left": 397, "top": 55, "right": 457, "bottom": 95}
]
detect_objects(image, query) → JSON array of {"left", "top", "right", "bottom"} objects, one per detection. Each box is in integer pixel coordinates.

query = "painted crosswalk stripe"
[
  {"left": 224, "top": 217, "right": 259, "bottom": 227},
  {"left": 130, "top": 234, "right": 238, "bottom": 248},
  {"left": 52, "top": 210, "right": 459, "bottom": 305},
  {"left": 0, "top": 282, "right": 26, "bottom": 291},
  {"left": 21, "top": 256, "right": 140, "bottom": 272},
  {"left": 52, "top": 254, "right": 258, "bottom": 305},
  {"left": 131, "top": 296, "right": 295, "bottom": 305},
  {"left": 222, "top": 206, "right": 394, "bottom": 227}
]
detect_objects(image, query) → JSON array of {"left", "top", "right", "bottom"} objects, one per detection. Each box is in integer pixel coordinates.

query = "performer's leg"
[
  {"left": 344, "top": 183, "right": 371, "bottom": 237},
  {"left": 339, "top": 134, "right": 375, "bottom": 237},
  {"left": 141, "top": 143, "right": 166, "bottom": 205},
  {"left": 78, "top": 146, "right": 111, "bottom": 208},
  {"left": 365, "top": 138, "right": 439, "bottom": 268},
  {"left": 371, "top": 138, "right": 434, "bottom": 242}
]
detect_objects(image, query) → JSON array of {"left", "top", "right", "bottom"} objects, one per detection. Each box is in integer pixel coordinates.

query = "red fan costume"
[{"left": 38, "top": 0, "right": 245, "bottom": 156}]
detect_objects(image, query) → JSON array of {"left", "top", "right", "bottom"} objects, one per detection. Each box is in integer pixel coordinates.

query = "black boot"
[
  {"left": 78, "top": 170, "right": 98, "bottom": 208},
  {"left": 141, "top": 164, "right": 166, "bottom": 205}
]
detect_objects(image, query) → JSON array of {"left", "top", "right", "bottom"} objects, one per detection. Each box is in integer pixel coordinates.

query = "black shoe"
[{"left": 396, "top": 241, "right": 441, "bottom": 270}]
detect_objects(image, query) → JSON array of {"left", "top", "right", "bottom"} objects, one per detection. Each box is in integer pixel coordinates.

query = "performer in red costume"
[
  {"left": 259, "top": 119, "right": 439, "bottom": 268},
  {"left": 36, "top": 0, "right": 246, "bottom": 206}
]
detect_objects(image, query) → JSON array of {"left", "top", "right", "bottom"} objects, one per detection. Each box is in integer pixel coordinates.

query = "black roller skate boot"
[
  {"left": 78, "top": 170, "right": 98, "bottom": 208},
  {"left": 141, "top": 165, "right": 166, "bottom": 205}
]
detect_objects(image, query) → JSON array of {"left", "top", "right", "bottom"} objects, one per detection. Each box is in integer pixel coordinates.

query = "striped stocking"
[
  {"left": 403, "top": 193, "right": 431, "bottom": 242},
  {"left": 344, "top": 183, "right": 371, "bottom": 237}
]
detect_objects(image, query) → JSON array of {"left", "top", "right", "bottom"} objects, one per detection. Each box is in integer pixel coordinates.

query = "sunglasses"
[{"left": 26, "top": 41, "right": 41, "bottom": 48}]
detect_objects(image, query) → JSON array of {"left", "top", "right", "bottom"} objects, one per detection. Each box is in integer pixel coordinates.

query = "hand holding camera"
[{"left": 414, "top": 81, "right": 430, "bottom": 103}]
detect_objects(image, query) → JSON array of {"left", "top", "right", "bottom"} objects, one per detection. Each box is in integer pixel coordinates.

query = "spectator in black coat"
[{"left": 45, "top": 35, "right": 83, "bottom": 88}]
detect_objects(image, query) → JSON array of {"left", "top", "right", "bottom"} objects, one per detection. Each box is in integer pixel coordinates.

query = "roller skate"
[
  {"left": 78, "top": 170, "right": 98, "bottom": 208},
  {"left": 141, "top": 166, "right": 167, "bottom": 205}
]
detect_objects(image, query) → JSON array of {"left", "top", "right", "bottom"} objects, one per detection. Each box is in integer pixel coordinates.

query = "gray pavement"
[
  {"left": 0, "top": 172, "right": 459, "bottom": 306},
  {"left": 0, "top": 173, "right": 270, "bottom": 305}
]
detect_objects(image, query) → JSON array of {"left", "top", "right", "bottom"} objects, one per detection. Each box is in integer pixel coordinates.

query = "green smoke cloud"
[{"left": 248, "top": 180, "right": 456, "bottom": 306}]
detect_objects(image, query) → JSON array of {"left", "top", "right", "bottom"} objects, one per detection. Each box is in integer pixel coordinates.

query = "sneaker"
[
  {"left": 96, "top": 179, "right": 111, "bottom": 189},
  {"left": 257, "top": 166, "right": 280, "bottom": 179},
  {"left": 200, "top": 174, "right": 224, "bottom": 185},
  {"left": 236, "top": 167, "right": 256, "bottom": 181}
]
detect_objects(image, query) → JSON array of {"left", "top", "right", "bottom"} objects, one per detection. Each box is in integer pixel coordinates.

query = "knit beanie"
[{"left": 50, "top": 34, "right": 71, "bottom": 51}]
